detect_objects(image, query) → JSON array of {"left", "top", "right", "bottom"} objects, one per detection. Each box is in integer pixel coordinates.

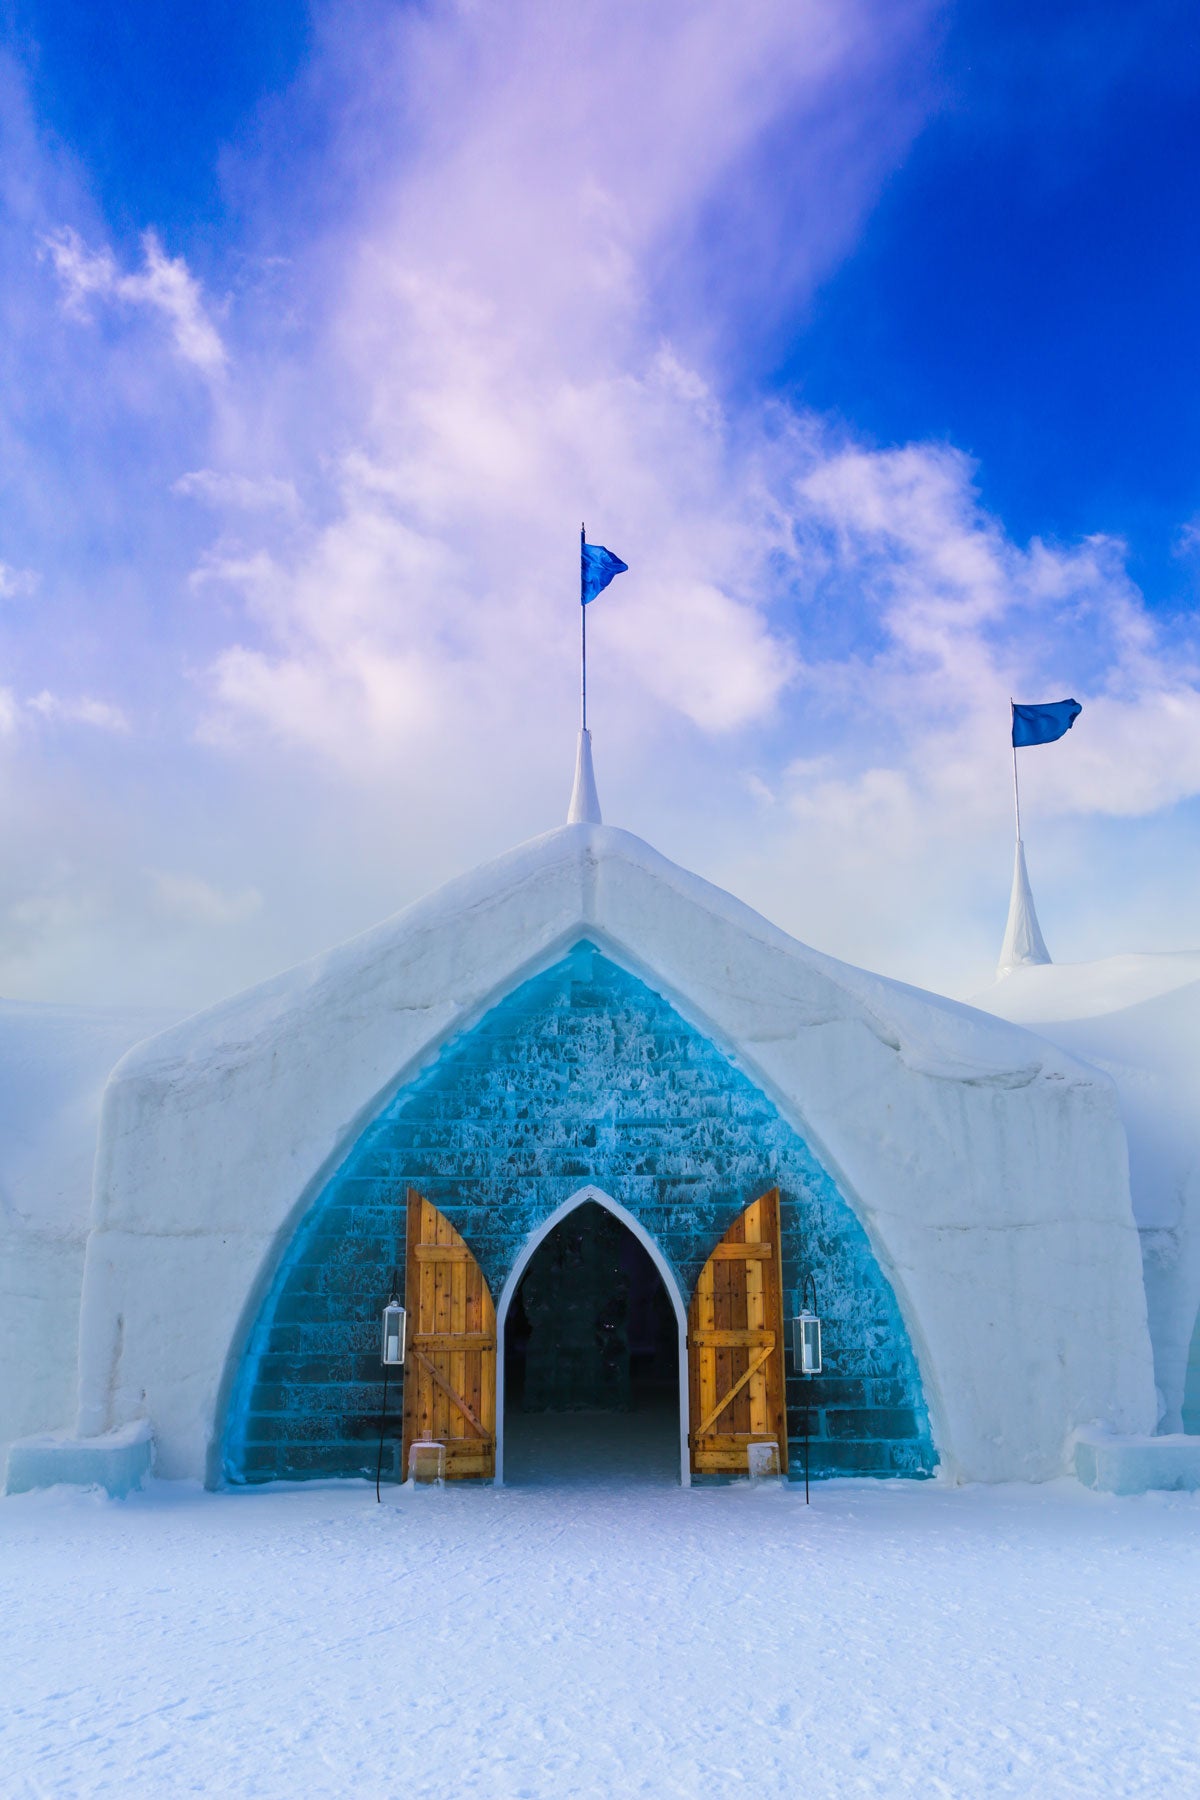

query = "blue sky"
[
  {"left": 2, "top": 0, "right": 1199, "bottom": 1006},
  {"left": 790, "top": 2, "right": 1200, "bottom": 591}
]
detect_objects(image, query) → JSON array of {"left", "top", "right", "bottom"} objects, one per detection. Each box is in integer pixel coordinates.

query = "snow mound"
[{"left": 978, "top": 950, "right": 1200, "bottom": 1025}]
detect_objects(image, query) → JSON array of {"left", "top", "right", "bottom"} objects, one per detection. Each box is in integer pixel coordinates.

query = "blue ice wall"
[
  {"left": 1184, "top": 1305, "right": 1200, "bottom": 1435},
  {"left": 224, "top": 943, "right": 936, "bottom": 1483}
]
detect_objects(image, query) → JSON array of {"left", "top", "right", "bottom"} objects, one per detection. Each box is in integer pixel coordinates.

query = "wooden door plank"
[
  {"left": 465, "top": 1259, "right": 483, "bottom": 1449},
  {"left": 744, "top": 1199, "right": 768, "bottom": 1436},
  {"left": 411, "top": 1332, "right": 496, "bottom": 1350},
  {"left": 693, "top": 1255, "right": 716, "bottom": 1452},
  {"left": 691, "top": 1328, "right": 774, "bottom": 1347},
  {"left": 765, "top": 1189, "right": 788, "bottom": 1472},
  {"left": 729, "top": 1208, "right": 750, "bottom": 1436},
  {"left": 450, "top": 1246, "right": 466, "bottom": 1455},
  {"left": 479, "top": 1280, "right": 496, "bottom": 1462}
]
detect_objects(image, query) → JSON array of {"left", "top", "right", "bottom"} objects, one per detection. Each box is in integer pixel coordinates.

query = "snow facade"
[
  {"left": 975, "top": 954, "right": 1200, "bottom": 1436},
  {"left": 225, "top": 941, "right": 935, "bottom": 1484},
  {"left": 67, "top": 824, "right": 1153, "bottom": 1487},
  {"left": 0, "top": 1000, "right": 172, "bottom": 1472}
]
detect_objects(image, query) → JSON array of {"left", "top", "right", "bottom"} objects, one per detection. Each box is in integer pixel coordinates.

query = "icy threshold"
[
  {"left": 2, "top": 1478, "right": 1198, "bottom": 1798},
  {"left": 502, "top": 1404, "right": 681, "bottom": 1486}
]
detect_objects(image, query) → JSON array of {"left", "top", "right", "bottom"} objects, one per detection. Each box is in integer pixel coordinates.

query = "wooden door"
[
  {"left": 401, "top": 1189, "right": 496, "bottom": 1480},
  {"left": 688, "top": 1188, "right": 788, "bottom": 1475}
]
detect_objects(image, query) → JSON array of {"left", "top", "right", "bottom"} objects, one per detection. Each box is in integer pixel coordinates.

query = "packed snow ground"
[{"left": 3, "top": 1434, "right": 1199, "bottom": 1799}]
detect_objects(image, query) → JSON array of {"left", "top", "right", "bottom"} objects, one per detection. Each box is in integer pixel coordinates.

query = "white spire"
[
  {"left": 996, "top": 839, "right": 1051, "bottom": 977},
  {"left": 567, "top": 727, "right": 602, "bottom": 825}
]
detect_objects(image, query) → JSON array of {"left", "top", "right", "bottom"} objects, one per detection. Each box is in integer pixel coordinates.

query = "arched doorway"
[
  {"left": 223, "top": 945, "right": 936, "bottom": 1488},
  {"left": 495, "top": 1187, "right": 690, "bottom": 1485}
]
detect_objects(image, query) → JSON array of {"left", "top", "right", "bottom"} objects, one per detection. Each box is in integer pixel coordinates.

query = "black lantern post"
[
  {"left": 791, "top": 1273, "right": 822, "bottom": 1504},
  {"left": 375, "top": 1271, "right": 406, "bottom": 1503}
]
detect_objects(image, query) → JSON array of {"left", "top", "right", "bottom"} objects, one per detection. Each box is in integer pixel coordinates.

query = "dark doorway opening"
[{"left": 503, "top": 1202, "right": 680, "bottom": 1483}]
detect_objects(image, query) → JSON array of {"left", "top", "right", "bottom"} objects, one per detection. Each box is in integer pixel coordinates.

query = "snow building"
[
  {"left": 4, "top": 739, "right": 1169, "bottom": 1496},
  {"left": 0, "top": 1000, "right": 177, "bottom": 1479},
  {"left": 974, "top": 954, "right": 1200, "bottom": 1446}
]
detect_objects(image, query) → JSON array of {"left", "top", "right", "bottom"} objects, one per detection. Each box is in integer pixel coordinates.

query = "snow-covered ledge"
[
  {"left": 5, "top": 1420, "right": 153, "bottom": 1498},
  {"left": 1074, "top": 1428, "right": 1200, "bottom": 1495}
]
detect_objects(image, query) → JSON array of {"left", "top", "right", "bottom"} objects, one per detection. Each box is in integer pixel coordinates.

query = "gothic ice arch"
[{"left": 494, "top": 1185, "right": 691, "bottom": 1487}]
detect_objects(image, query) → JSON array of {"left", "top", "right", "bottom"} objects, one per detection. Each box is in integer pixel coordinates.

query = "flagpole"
[
  {"left": 580, "top": 521, "right": 587, "bottom": 732},
  {"left": 1010, "top": 699, "right": 1022, "bottom": 843}
]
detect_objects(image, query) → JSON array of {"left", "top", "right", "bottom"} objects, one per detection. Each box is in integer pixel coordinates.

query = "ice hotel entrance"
[
  {"left": 223, "top": 940, "right": 935, "bottom": 1489},
  {"left": 401, "top": 1182, "right": 794, "bottom": 1486},
  {"left": 55, "top": 805, "right": 1153, "bottom": 1499}
]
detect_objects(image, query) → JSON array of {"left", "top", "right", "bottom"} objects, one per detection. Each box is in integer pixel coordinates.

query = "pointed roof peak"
[
  {"left": 997, "top": 838, "right": 1051, "bottom": 977},
  {"left": 567, "top": 727, "right": 602, "bottom": 825}
]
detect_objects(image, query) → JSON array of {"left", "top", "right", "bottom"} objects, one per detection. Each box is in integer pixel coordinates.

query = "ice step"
[
  {"left": 1074, "top": 1428, "right": 1200, "bottom": 1495},
  {"left": 5, "top": 1421, "right": 153, "bottom": 1498}
]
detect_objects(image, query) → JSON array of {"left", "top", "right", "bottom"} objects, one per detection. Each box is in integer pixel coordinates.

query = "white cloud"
[
  {"left": 8, "top": 0, "right": 1200, "bottom": 1007},
  {"left": 0, "top": 687, "right": 16, "bottom": 736},
  {"left": 0, "top": 562, "right": 39, "bottom": 600},
  {"left": 28, "top": 691, "right": 131, "bottom": 733},
  {"left": 181, "top": 1, "right": 933, "bottom": 768},
  {"left": 795, "top": 439, "right": 1200, "bottom": 826},
  {"left": 43, "top": 226, "right": 226, "bottom": 374}
]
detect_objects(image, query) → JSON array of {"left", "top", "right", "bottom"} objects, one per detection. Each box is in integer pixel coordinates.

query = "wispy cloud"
[
  {"left": 795, "top": 439, "right": 1200, "bottom": 822},
  {"left": 148, "top": 870, "right": 262, "bottom": 926},
  {"left": 42, "top": 226, "right": 226, "bottom": 374},
  {"left": 0, "top": 563, "right": 39, "bottom": 600},
  {"left": 27, "top": 691, "right": 131, "bottom": 733},
  {"left": 173, "top": 470, "right": 298, "bottom": 513},
  {"left": 188, "top": 1, "right": 932, "bottom": 765}
]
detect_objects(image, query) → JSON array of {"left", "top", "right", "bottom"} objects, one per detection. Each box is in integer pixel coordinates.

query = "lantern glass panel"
[{"left": 792, "top": 1311, "right": 822, "bottom": 1375}]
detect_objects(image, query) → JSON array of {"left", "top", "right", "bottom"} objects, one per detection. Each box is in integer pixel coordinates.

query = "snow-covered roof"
[
  {"left": 79, "top": 821, "right": 1155, "bottom": 1483},
  {"left": 113, "top": 823, "right": 1088, "bottom": 1097}
]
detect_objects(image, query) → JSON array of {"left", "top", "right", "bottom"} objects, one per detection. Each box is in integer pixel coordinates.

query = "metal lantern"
[
  {"left": 791, "top": 1273, "right": 822, "bottom": 1374},
  {"left": 381, "top": 1291, "right": 407, "bottom": 1367},
  {"left": 793, "top": 1309, "right": 822, "bottom": 1375}
]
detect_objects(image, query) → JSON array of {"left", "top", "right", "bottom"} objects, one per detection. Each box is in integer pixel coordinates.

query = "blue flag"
[
  {"left": 1012, "top": 698, "right": 1082, "bottom": 748},
  {"left": 581, "top": 540, "right": 628, "bottom": 605}
]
